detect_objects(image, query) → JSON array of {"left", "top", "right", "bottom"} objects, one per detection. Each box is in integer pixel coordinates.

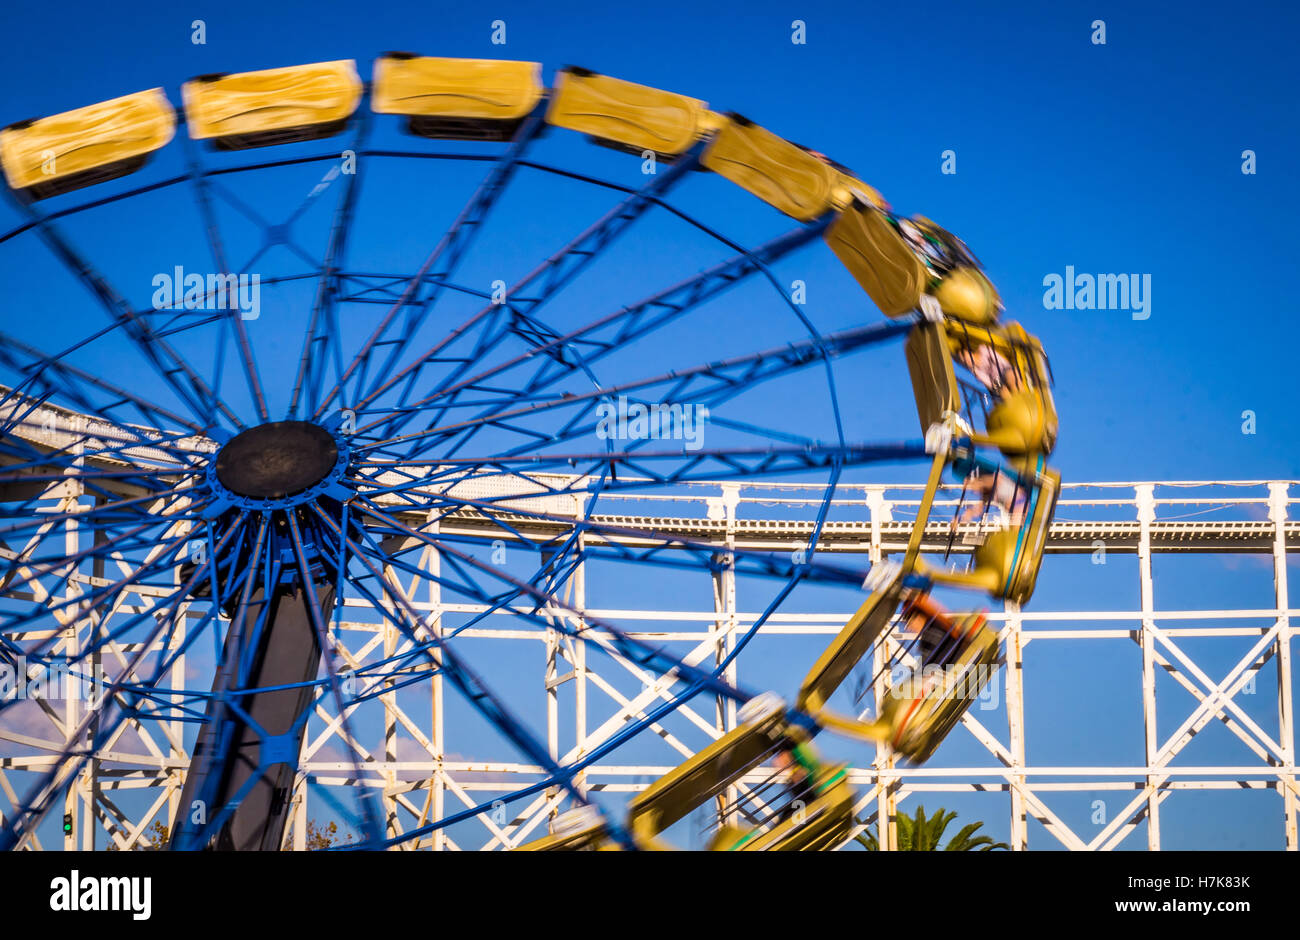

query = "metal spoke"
[
  {"left": 315, "top": 110, "right": 547, "bottom": 418},
  {"left": 3, "top": 191, "right": 245, "bottom": 431},
  {"left": 343, "top": 143, "right": 708, "bottom": 436},
  {"left": 289, "top": 110, "right": 373, "bottom": 419},
  {"left": 181, "top": 132, "right": 271, "bottom": 424}
]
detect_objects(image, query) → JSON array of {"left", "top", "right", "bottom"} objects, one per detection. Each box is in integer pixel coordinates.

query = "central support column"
[{"left": 174, "top": 581, "right": 335, "bottom": 851}]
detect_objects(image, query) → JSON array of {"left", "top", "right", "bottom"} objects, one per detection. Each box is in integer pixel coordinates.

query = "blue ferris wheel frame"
[{"left": 0, "top": 87, "right": 931, "bottom": 852}]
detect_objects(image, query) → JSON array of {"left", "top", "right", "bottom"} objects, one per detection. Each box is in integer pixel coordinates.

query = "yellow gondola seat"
[
  {"left": 546, "top": 67, "right": 716, "bottom": 158},
  {"left": 797, "top": 563, "right": 905, "bottom": 734},
  {"left": 0, "top": 89, "right": 175, "bottom": 200},
  {"left": 627, "top": 693, "right": 855, "bottom": 851},
  {"left": 981, "top": 387, "right": 1057, "bottom": 457},
  {"left": 372, "top": 53, "right": 543, "bottom": 141},
  {"left": 911, "top": 215, "right": 982, "bottom": 270},
  {"left": 626, "top": 691, "right": 788, "bottom": 850},
  {"left": 183, "top": 60, "right": 362, "bottom": 150},
  {"left": 905, "top": 321, "right": 963, "bottom": 434},
  {"left": 950, "top": 322, "right": 1058, "bottom": 456},
  {"left": 894, "top": 213, "right": 1000, "bottom": 325},
  {"left": 917, "top": 461, "right": 1060, "bottom": 605},
  {"left": 984, "top": 323, "right": 1058, "bottom": 456},
  {"left": 514, "top": 805, "right": 620, "bottom": 851},
  {"left": 702, "top": 114, "right": 839, "bottom": 221},
  {"left": 825, "top": 197, "right": 929, "bottom": 317},
  {"left": 931, "top": 265, "right": 1001, "bottom": 325},
  {"left": 708, "top": 755, "right": 855, "bottom": 851},
  {"left": 875, "top": 610, "right": 999, "bottom": 763}
]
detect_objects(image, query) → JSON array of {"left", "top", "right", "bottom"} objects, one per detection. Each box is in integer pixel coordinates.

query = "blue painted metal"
[
  {"left": 316, "top": 108, "right": 549, "bottom": 418},
  {"left": 201, "top": 422, "right": 353, "bottom": 517},
  {"left": 0, "top": 513, "right": 243, "bottom": 851},
  {"left": 2, "top": 191, "right": 243, "bottom": 431},
  {"left": 181, "top": 125, "right": 270, "bottom": 425},
  {"left": 348, "top": 142, "right": 709, "bottom": 446},
  {"left": 0, "top": 121, "right": 934, "bottom": 851},
  {"left": 355, "top": 318, "right": 912, "bottom": 459},
  {"left": 290, "top": 107, "right": 374, "bottom": 420}
]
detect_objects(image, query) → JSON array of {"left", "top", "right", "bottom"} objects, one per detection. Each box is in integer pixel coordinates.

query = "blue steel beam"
[
  {"left": 355, "top": 441, "right": 925, "bottom": 507},
  {"left": 360, "top": 485, "right": 882, "bottom": 593},
  {"left": 283, "top": 510, "right": 386, "bottom": 846},
  {"left": 0, "top": 335, "right": 205, "bottom": 438},
  {"left": 355, "top": 318, "right": 913, "bottom": 460},
  {"left": 3, "top": 192, "right": 244, "bottom": 431},
  {"left": 316, "top": 109, "right": 548, "bottom": 418},
  {"left": 181, "top": 127, "right": 270, "bottom": 425},
  {"left": 350, "top": 496, "right": 756, "bottom": 703},
  {"left": 168, "top": 514, "right": 269, "bottom": 850},
  {"left": 310, "top": 503, "right": 597, "bottom": 815},
  {"left": 347, "top": 142, "right": 709, "bottom": 442},
  {"left": 353, "top": 222, "right": 829, "bottom": 443},
  {"left": 290, "top": 108, "right": 373, "bottom": 420},
  {"left": 0, "top": 512, "right": 243, "bottom": 851}
]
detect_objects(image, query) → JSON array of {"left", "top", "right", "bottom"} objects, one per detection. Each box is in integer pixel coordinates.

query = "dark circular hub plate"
[{"left": 215, "top": 421, "right": 339, "bottom": 500}]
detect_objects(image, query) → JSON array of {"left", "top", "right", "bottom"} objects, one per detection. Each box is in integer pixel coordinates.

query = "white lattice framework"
[{"left": 1, "top": 403, "right": 1296, "bottom": 850}]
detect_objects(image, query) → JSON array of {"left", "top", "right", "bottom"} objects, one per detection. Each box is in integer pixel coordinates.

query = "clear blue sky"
[
  {"left": 1, "top": 0, "right": 1296, "bottom": 849},
  {"left": 2, "top": 0, "right": 1295, "bottom": 480}
]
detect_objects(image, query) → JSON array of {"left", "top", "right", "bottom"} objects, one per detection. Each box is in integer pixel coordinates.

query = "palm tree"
[{"left": 855, "top": 804, "right": 1008, "bottom": 851}]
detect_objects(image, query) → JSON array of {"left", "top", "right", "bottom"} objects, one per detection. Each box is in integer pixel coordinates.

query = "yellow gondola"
[
  {"left": 546, "top": 67, "right": 717, "bottom": 158},
  {"left": 906, "top": 320, "right": 963, "bottom": 432},
  {"left": 949, "top": 321, "right": 1058, "bottom": 456},
  {"left": 798, "top": 568, "right": 1000, "bottom": 762},
  {"left": 514, "top": 806, "right": 621, "bottom": 851},
  {"left": 0, "top": 89, "right": 174, "bottom": 199},
  {"left": 625, "top": 693, "right": 855, "bottom": 850},
  {"left": 183, "top": 60, "right": 362, "bottom": 150},
  {"left": 372, "top": 53, "right": 542, "bottom": 141},
  {"left": 910, "top": 215, "right": 1002, "bottom": 324},
  {"left": 825, "top": 197, "right": 930, "bottom": 317},
  {"left": 915, "top": 458, "right": 1060, "bottom": 605},
  {"left": 710, "top": 755, "right": 854, "bottom": 851},
  {"left": 872, "top": 597, "right": 1000, "bottom": 764},
  {"left": 797, "top": 564, "right": 905, "bottom": 739},
  {"left": 702, "top": 114, "right": 840, "bottom": 221},
  {"left": 931, "top": 266, "right": 1001, "bottom": 324},
  {"left": 824, "top": 199, "right": 1003, "bottom": 324},
  {"left": 907, "top": 320, "right": 1058, "bottom": 457}
]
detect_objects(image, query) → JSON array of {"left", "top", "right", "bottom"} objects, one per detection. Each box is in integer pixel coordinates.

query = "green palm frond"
[
  {"left": 853, "top": 806, "right": 1009, "bottom": 851},
  {"left": 944, "top": 820, "right": 1010, "bottom": 851}
]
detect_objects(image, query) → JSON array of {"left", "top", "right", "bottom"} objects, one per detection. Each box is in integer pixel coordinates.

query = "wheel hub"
[{"left": 210, "top": 420, "right": 346, "bottom": 508}]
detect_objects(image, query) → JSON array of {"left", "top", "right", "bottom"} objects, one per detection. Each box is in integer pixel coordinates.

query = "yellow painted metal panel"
[
  {"left": 627, "top": 698, "right": 786, "bottom": 848},
  {"left": 372, "top": 54, "right": 541, "bottom": 140},
  {"left": 825, "top": 199, "right": 928, "bottom": 316},
  {"left": 1005, "top": 464, "right": 1060, "bottom": 604},
  {"left": 183, "top": 60, "right": 361, "bottom": 149},
  {"left": 702, "top": 114, "right": 837, "bottom": 221},
  {"left": 722, "top": 764, "right": 854, "bottom": 850},
  {"left": 906, "top": 322, "right": 962, "bottom": 434},
  {"left": 878, "top": 617, "right": 1000, "bottom": 763},
  {"left": 546, "top": 68, "right": 706, "bottom": 156},
  {"left": 932, "top": 265, "right": 1001, "bottom": 325},
  {"left": 832, "top": 172, "right": 888, "bottom": 211},
  {"left": 946, "top": 321, "right": 1058, "bottom": 455},
  {"left": 0, "top": 89, "right": 174, "bottom": 198},
  {"left": 798, "top": 567, "right": 904, "bottom": 716}
]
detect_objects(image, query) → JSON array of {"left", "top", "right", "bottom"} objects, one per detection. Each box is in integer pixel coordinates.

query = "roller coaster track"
[{"left": 3, "top": 396, "right": 1296, "bottom": 849}]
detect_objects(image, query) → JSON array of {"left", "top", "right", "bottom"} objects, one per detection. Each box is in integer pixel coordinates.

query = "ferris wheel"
[{"left": 0, "top": 55, "right": 1060, "bottom": 850}]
